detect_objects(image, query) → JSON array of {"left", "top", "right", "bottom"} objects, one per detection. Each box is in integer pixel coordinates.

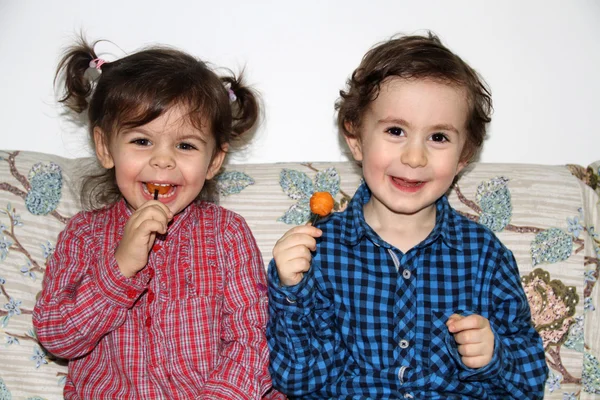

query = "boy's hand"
[
  {"left": 446, "top": 313, "right": 495, "bottom": 369},
  {"left": 273, "top": 225, "right": 322, "bottom": 287},
  {"left": 115, "top": 200, "right": 173, "bottom": 278}
]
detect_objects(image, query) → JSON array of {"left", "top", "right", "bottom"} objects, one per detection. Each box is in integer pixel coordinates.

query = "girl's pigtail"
[
  {"left": 54, "top": 37, "right": 100, "bottom": 114},
  {"left": 221, "top": 75, "right": 259, "bottom": 138}
]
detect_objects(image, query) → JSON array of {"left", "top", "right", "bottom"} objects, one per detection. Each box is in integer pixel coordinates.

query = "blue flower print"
[
  {"left": 25, "top": 162, "right": 63, "bottom": 215},
  {"left": 530, "top": 228, "right": 573, "bottom": 266},
  {"left": 41, "top": 240, "right": 55, "bottom": 260},
  {"left": 546, "top": 370, "right": 562, "bottom": 392},
  {"left": 4, "top": 298, "right": 22, "bottom": 318},
  {"left": 215, "top": 170, "right": 255, "bottom": 196},
  {"left": 0, "top": 235, "right": 13, "bottom": 262},
  {"left": 583, "top": 351, "right": 600, "bottom": 394},
  {"left": 6, "top": 334, "right": 19, "bottom": 346},
  {"left": 30, "top": 345, "right": 48, "bottom": 369},
  {"left": 278, "top": 167, "right": 340, "bottom": 225},
  {"left": 475, "top": 176, "right": 512, "bottom": 232},
  {"left": 567, "top": 215, "right": 583, "bottom": 238}
]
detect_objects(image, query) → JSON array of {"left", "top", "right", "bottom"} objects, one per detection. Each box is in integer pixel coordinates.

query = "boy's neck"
[{"left": 363, "top": 200, "right": 437, "bottom": 254}]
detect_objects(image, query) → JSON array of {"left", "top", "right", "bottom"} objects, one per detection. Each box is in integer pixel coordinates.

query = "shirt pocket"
[
  {"left": 164, "top": 294, "right": 222, "bottom": 385},
  {"left": 425, "top": 309, "right": 461, "bottom": 378}
]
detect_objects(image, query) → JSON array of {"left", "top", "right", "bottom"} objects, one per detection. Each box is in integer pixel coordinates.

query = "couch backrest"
[{"left": 1, "top": 150, "right": 599, "bottom": 399}]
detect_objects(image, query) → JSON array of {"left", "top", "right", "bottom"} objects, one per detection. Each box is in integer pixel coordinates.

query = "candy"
[
  {"left": 308, "top": 192, "right": 334, "bottom": 226},
  {"left": 310, "top": 192, "right": 334, "bottom": 217},
  {"left": 147, "top": 183, "right": 171, "bottom": 196}
]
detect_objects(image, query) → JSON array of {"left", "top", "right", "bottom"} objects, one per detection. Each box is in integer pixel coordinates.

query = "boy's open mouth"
[
  {"left": 145, "top": 182, "right": 176, "bottom": 198},
  {"left": 392, "top": 177, "right": 424, "bottom": 188}
]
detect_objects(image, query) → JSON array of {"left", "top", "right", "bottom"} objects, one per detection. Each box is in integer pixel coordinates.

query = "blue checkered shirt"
[{"left": 267, "top": 182, "right": 548, "bottom": 399}]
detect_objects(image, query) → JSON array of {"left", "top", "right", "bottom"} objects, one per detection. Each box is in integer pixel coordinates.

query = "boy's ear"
[
  {"left": 93, "top": 127, "right": 114, "bottom": 169},
  {"left": 206, "top": 143, "right": 229, "bottom": 180},
  {"left": 344, "top": 134, "right": 363, "bottom": 162},
  {"left": 343, "top": 121, "right": 363, "bottom": 161}
]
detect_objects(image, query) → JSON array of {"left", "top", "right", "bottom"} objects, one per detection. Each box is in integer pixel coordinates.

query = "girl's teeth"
[{"left": 146, "top": 183, "right": 171, "bottom": 195}]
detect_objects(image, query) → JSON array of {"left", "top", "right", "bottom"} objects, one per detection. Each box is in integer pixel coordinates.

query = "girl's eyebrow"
[
  {"left": 121, "top": 127, "right": 151, "bottom": 136},
  {"left": 175, "top": 132, "right": 209, "bottom": 144},
  {"left": 378, "top": 117, "right": 459, "bottom": 134}
]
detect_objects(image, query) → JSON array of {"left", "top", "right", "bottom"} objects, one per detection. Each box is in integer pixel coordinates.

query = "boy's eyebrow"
[{"left": 379, "top": 118, "right": 460, "bottom": 134}]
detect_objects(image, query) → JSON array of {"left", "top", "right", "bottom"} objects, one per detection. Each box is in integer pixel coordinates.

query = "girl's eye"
[
  {"left": 386, "top": 127, "right": 405, "bottom": 137},
  {"left": 131, "top": 138, "right": 151, "bottom": 146},
  {"left": 430, "top": 133, "right": 449, "bottom": 143},
  {"left": 177, "top": 142, "right": 198, "bottom": 151}
]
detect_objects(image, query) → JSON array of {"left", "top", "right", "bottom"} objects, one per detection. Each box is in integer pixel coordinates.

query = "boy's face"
[
  {"left": 345, "top": 78, "right": 469, "bottom": 222},
  {"left": 94, "top": 105, "right": 226, "bottom": 215}
]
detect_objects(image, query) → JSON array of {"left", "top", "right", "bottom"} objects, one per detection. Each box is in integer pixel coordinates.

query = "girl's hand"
[
  {"left": 446, "top": 313, "right": 495, "bottom": 369},
  {"left": 273, "top": 225, "right": 322, "bottom": 287},
  {"left": 115, "top": 200, "right": 173, "bottom": 278}
]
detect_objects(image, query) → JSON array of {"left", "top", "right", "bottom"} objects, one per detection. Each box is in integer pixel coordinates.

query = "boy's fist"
[
  {"left": 446, "top": 313, "right": 495, "bottom": 369},
  {"left": 273, "top": 225, "right": 322, "bottom": 287}
]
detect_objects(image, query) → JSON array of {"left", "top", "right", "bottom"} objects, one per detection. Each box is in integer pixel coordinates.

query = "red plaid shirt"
[{"left": 33, "top": 199, "right": 283, "bottom": 399}]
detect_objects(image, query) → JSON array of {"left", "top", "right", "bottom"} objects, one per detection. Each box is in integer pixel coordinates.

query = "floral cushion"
[{"left": 1, "top": 150, "right": 599, "bottom": 399}]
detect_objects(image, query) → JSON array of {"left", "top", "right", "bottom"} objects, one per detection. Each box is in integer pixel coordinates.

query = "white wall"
[{"left": 1, "top": 0, "right": 598, "bottom": 166}]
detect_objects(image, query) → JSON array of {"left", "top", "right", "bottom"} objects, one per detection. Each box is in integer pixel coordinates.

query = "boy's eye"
[
  {"left": 177, "top": 142, "right": 198, "bottom": 151},
  {"left": 386, "top": 127, "right": 405, "bottom": 137},
  {"left": 131, "top": 138, "right": 151, "bottom": 146},
  {"left": 430, "top": 133, "right": 449, "bottom": 143}
]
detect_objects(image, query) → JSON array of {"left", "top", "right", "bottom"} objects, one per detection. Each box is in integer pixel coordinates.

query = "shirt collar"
[{"left": 339, "top": 182, "right": 463, "bottom": 251}]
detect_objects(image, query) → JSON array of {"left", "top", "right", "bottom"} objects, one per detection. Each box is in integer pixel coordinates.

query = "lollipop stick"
[{"left": 307, "top": 213, "right": 320, "bottom": 226}]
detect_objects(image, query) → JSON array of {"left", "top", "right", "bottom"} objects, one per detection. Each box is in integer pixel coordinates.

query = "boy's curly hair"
[{"left": 336, "top": 32, "right": 492, "bottom": 162}]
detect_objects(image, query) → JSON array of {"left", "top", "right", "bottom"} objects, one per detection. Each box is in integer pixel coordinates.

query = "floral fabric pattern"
[{"left": 0, "top": 150, "right": 599, "bottom": 399}]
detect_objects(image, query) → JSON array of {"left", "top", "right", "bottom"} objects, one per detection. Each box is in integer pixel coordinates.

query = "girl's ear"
[
  {"left": 456, "top": 159, "right": 468, "bottom": 175},
  {"left": 93, "top": 127, "right": 114, "bottom": 169},
  {"left": 206, "top": 143, "right": 229, "bottom": 180}
]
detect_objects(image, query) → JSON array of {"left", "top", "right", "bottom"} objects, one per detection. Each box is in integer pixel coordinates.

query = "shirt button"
[
  {"left": 402, "top": 269, "right": 411, "bottom": 279},
  {"left": 126, "top": 288, "right": 137, "bottom": 299},
  {"left": 404, "top": 394, "right": 414, "bottom": 399},
  {"left": 147, "top": 291, "right": 155, "bottom": 303},
  {"left": 145, "top": 316, "right": 152, "bottom": 327},
  {"left": 147, "top": 268, "right": 155, "bottom": 279},
  {"left": 152, "top": 244, "right": 162, "bottom": 252},
  {"left": 399, "top": 339, "right": 409, "bottom": 349},
  {"left": 285, "top": 296, "right": 297, "bottom": 304}
]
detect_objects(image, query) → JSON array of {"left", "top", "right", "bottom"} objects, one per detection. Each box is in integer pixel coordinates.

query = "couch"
[{"left": 0, "top": 149, "right": 599, "bottom": 399}]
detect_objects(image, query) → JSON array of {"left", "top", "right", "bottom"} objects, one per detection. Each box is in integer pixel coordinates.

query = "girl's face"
[{"left": 93, "top": 105, "right": 226, "bottom": 215}]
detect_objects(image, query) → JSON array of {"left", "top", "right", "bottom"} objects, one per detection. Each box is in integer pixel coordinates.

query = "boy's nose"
[{"left": 401, "top": 142, "right": 427, "bottom": 168}]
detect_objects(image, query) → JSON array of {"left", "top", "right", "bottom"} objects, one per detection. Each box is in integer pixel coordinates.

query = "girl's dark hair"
[
  {"left": 335, "top": 32, "right": 492, "bottom": 162},
  {"left": 55, "top": 36, "right": 259, "bottom": 210}
]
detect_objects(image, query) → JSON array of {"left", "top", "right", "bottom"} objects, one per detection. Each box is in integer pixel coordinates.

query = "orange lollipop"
[{"left": 308, "top": 191, "right": 334, "bottom": 225}]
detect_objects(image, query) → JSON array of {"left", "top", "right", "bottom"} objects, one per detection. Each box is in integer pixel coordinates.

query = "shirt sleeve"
[
  {"left": 447, "top": 247, "right": 549, "bottom": 398},
  {"left": 32, "top": 212, "right": 151, "bottom": 359},
  {"left": 266, "top": 256, "right": 342, "bottom": 397},
  {"left": 198, "top": 215, "right": 278, "bottom": 400}
]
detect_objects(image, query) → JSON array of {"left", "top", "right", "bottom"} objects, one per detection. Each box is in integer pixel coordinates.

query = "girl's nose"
[
  {"left": 400, "top": 141, "right": 427, "bottom": 168},
  {"left": 150, "top": 148, "right": 175, "bottom": 169}
]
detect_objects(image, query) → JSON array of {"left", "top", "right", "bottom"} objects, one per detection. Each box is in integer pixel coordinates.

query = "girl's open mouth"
[{"left": 144, "top": 182, "right": 177, "bottom": 198}]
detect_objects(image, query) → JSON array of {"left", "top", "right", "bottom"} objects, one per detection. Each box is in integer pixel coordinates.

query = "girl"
[{"left": 33, "top": 37, "right": 281, "bottom": 399}]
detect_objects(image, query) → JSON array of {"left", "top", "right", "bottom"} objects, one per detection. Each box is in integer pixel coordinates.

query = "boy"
[{"left": 267, "top": 33, "right": 548, "bottom": 399}]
